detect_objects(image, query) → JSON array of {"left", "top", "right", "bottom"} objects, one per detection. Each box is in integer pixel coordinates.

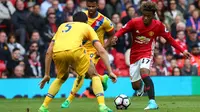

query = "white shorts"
[{"left": 129, "top": 58, "right": 151, "bottom": 82}]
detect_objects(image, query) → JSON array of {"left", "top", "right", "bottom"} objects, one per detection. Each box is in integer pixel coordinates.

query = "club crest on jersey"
[
  {"left": 135, "top": 36, "right": 150, "bottom": 44},
  {"left": 148, "top": 31, "right": 154, "bottom": 36},
  {"left": 136, "top": 30, "right": 140, "bottom": 33}
]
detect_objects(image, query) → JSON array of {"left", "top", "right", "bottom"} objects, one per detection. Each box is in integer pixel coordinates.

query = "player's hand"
[
  {"left": 108, "top": 72, "right": 117, "bottom": 83},
  {"left": 183, "top": 51, "right": 192, "bottom": 59},
  {"left": 39, "top": 75, "right": 50, "bottom": 89},
  {"left": 111, "top": 36, "right": 118, "bottom": 45}
]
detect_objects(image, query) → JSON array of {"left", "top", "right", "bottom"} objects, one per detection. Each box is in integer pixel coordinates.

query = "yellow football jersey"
[
  {"left": 83, "top": 11, "right": 114, "bottom": 52},
  {"left": 52, "top": 22, "right": 99, "bottom": 53}
]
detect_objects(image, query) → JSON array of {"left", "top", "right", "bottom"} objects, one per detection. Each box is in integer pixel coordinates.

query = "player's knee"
[
  {"left": 140, "top": 68, "right": 150, "bottom": 75},
  {"left": 131, "top": 82, "right": 141, "bottom": 90}
]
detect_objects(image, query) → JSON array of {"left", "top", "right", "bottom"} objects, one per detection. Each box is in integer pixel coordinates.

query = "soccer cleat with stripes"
[
  {"left": 38, "top": 105, "right": 49, "bottom": 112},
  {"left": 144, "top": 99, "right": 159, "bottom": 110},
  {"left": 61, "top": 100, "right": 70, "bottom": 108}
]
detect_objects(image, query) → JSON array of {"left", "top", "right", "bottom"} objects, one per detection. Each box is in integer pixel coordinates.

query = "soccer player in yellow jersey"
[
  {"left": 63, "top": 0, "right": 115, "bottom": 107},
  {"left": 38, "top": 12, "right": 117, "bottom": 112}
]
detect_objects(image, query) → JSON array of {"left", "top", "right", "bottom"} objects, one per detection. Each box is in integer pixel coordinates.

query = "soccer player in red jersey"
[{"left": 112, "top": 1, "right": 191, "bottom": 110}]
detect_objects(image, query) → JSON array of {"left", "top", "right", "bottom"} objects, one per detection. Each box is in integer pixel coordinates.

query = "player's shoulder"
[
  {"left": 130, "top": 17, "right": 142, "bottom": 24},
  {"left": 153, "top": 19, "right": 163, "bottom": 26}
]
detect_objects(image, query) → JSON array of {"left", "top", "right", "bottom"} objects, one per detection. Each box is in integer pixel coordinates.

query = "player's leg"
[
  {"left": 130, "top": 61, "right": 143, "bottom": 91},
  {"left": 92, "top": 53, "right": 109, "bottom": 91},
  {"left": 61, "top": 74, "right": 85, "bottom": 108},
  {"left": 139, "top": 58, "right": 158, "bottom": 110},
  {"left": 87, "top": 62, "right": 112, "bottom": 112},
  {"left": 61, "top": 48, "right": 90, "bottom": 108},
  {"left": 39, "top": 52, "right": 69, "bottom": 112}
]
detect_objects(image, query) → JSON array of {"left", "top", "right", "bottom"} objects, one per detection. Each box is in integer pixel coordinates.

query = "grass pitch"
[{"left": 0, "top": 96, "right": 200, "bottom": 112}]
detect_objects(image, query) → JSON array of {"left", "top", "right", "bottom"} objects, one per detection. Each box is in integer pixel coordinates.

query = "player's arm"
[
  {"left": 112, "top": 20, "right": 134, "bottom": 45},
  {"left": 39, "top": 39, "right": 54, "bottom": 89},
  {"left": 159, "top": 23, "right": 192, "bottom": 59},
  {"left": 103, "top": 18, "right": 115, "bottom": 48}
]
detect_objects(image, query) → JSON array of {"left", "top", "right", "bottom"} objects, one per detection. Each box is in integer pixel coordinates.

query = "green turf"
[{"left": 0, "top": 96, "right": 200, "bottom": 112}]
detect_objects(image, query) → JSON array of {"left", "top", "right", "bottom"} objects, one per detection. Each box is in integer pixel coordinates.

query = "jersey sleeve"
[
  {"left": 115, "top": 19, "right": 134, "bottom": 38},
  {"left": 103, "top": 17, "right": 114, "bottom": 33},
  {"left": 159, "top": 23, "right": 185, "bottom": 53}
]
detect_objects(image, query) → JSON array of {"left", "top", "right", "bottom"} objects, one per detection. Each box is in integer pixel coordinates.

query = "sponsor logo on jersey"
[{"left": 135, "top": 36, "right": 150, "bottom": 44}]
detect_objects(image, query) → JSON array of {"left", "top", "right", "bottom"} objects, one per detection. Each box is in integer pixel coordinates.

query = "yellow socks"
[
  {"left": 67, "top": 75, "right": 85, "bottom": 102},
  {"left": 43, "top": 78, "right": 65, "bottom": 107},
  {"left": 92, "top": 76, "right": 105, "bottom": 105}
]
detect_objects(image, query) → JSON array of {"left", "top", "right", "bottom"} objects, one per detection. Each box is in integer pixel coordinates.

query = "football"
[{"left": 114, "top": 94, "right": 131, "bottom": 110}]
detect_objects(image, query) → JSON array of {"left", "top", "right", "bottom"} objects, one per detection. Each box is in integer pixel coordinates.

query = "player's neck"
[{"left": 88, "top": 12, "right": 98, "bottom": 18}]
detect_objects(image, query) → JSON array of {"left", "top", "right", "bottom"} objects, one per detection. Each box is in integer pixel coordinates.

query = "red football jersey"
[{"left": 115, "top": 17, "right": 185, "bottom": 64}]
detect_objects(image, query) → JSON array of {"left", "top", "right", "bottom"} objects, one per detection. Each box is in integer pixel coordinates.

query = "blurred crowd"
[{"left": 0, "top": 0, "right": 200, "bottom": 78}]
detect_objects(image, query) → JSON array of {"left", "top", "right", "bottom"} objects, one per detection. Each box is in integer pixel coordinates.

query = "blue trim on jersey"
[{"left": 93, "top": 17, "right": 104, "bottom": 31}]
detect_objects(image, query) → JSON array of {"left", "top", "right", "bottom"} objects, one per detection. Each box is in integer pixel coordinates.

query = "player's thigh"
[
  {"left": 139, "top": 58, "right": 151, "bottom": 75},
  {"left": 53, "top": 52, "right": 69, "bottom": 80},
  {"left": 73, "top": 49, "right": 90, "bottom": 76},
  {"left": 129, "top": 61, "right": 141, "bottom": 83}
]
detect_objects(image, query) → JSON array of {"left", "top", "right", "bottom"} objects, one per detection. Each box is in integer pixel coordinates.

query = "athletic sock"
[
  {"left": 92, "top": 76, "right": 105, "bottom": 105},
  {"left": 43, "top": 78, "right": 65, "bottom": 107},
  {"left": 141, "top": 74, "right": 155, "bottom": 100}
]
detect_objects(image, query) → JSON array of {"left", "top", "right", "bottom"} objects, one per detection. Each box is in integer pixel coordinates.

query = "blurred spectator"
[
  {"left": 190, "top": 44, "right": 200, "bottom": 75},
  {"left": 111, "top": 13, "right": 121, "bottom": 29},
  {"left": 176, "top": 0, "right": 188, "bottom": 19},
  {"left": 172, "top": 66, "right": 181, "bottom": 76},
  {"left": 114, "top": 22, "right": 131, "bottom": 53},
  {"left": 40, "top": 0, "right": 63, "bottom": 17},
  {"left": 170, "top": 15, "right": 185, "bottom": 38},
  {"left": 25, "top": 50, "right": 42, "bottom": 78},
  {"left": 186, "top": 30, "right": 200, "bottom": 52},
  {"left": 7, "top": 33, "right": 25, "bottom": 55},
  {"left": 156, "top": 0, "right": 166, "bottom": 22},
  {"left": 186, "top": 9, "right": 200, "bottom": 36},
  {"left": 43, "top": 13, "right": 58, "bottom": 44},
  {"left": 181, "top": 59, "right": 198, "bottom": 76},
  {"left": 0, "top": 31, "right": 11, "bottom": 67},
  {"left": 61, "top": 0, "right": 75, "bottom": 22},
  {"left": 1, "top": 70, "right": 8, "bottom": 78},
  {"left": 164, "top": 51, "right": 173, "bottom": 68},
  {"left": 6, "top": 48, "right": 22, "bottom": 76},
  {"left": 52, "top": 0, "right": 63, "bottom": 25},
  {"left": 164, "top": 0, "right": 184, "bottom": 31},
  {"left": 121, "top": 6, "right": 137, "bottom": 25},
  {"left": 105, "top": 0, "right": 121, "bottom": 19},
  {"left": 176, "top": 22, "right": 186, "bottom": 34},
  {"left": 194, "top": 0, "right": 200, "bottom": 10},
  {"left": 98, "top": 0, "right": 108, "bottom": 17},
  {"left": 152, "top": 54, "right": 168, "bottom": 76},
  {"left": 185, "top": 3, "right": 196, "bottom": 19},
  {"left": 0, "top": 0, "right": 16, "bottom": 34},
  {"left": 11, "top": 0, "right": 29, "bottom": 46},
  {"left": 149, "top": 67, "right": 157, "bottom": 76},
  {"left": 173, "top": 31, "right": 187, "bottom": 58},
  {"left": 29, "top": 30, "right": 45, "bottom": 52},
  {"left": 26, "top": 4, "right": 46, "bottom": 37},
  {"left": 10, "top": 65, "right": 25, "bottom": 78},
  {"left": 74, "top": 0, "right": 87, "bottom": 14}
]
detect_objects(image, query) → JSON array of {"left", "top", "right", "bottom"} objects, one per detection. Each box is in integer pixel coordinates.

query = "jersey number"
[
  {"left": 142, "top": 59, "right": 150, "bottom": 64},
  {"left": 62, "top": 24, "right": 72, "bottom": 33}
]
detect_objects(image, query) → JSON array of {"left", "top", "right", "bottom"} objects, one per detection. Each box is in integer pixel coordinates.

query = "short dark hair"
[
  {"left": 192, "top": 44, "right": 199, "bottom": 49},
  {"left": 86, "top": 0, "right": 97, "bottom": 3},
  {"left": 13, "top": 48, "right": 20, "bottom": 53},
  {"left": 141, "top": 1, "right": 157, "bottom": 13},
  {"left": 73, "top": 12, "right": 88, "bottom": 23}
]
